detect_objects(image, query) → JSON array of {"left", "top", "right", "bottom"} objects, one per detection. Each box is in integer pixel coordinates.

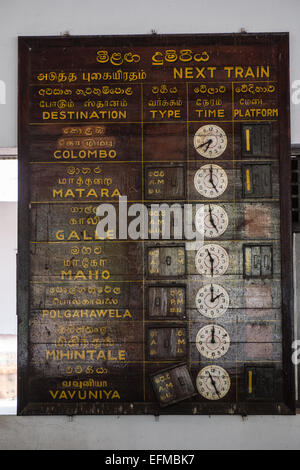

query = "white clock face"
[
  {"left": 196, "top": 324, "right": 230, "bottom": 359},
  {"left": 196, "top": 365, "right": 231, "bottom": 400},
  {"left": 195, "top": 284, "right": 230, "bottom": 318},
  {"left": 194, "top": 125, "right": 227, "bottom": 158},
  {"left": 199, "top": 204, "right": 229, "bottom": 238},
  {"left": 194, "top": 164, "right": 228, "bottom": 199},
  {"left": 195, "top": 244, "right": 229, "bottom": 277}
]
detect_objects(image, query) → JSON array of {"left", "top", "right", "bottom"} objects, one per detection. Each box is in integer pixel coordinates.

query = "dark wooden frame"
[
  {"left": 291, "top": 146, "right": 300, "bottom": 233},
  {"left": 18, "top": 33, "right": 295, "bottom": 415},
  {"left": 291, "top": 145, "right": 300, "bottom": 411}
]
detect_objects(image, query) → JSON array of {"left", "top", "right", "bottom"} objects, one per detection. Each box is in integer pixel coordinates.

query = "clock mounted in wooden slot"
[
  {"left": 200, "top": 204, "right": 229, "bottom": 238},
  {"left": 195, "top": 283, "right": 230, "bottom": 319},
  {"left": 195, "top": 243, "right": 230, "bottom": 277},
  {"left": 195, "top": 324, "right": 231, "bottom": 360},
  {"left": 18, "top": 33, "right": 294, "bottom": 415},
  {"left": 194, "top": 164, "right": 229, "bottom": 198},
  {"left": 194, "top": 124, "right": 228, "bottom": 158},
  {"left": 196, "top": 365, "right": 231, "bottom": 401}
]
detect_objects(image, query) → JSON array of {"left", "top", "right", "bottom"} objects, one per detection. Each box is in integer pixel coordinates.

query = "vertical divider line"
[
  {"left": 141, "top": 83, "right": 146, "bottom": 401},
  {"left": 232, "top": 81, "right": 238, "bottom": 405},
  {"left": 186, "top": 82, "right": 191, "bottom": 369}
]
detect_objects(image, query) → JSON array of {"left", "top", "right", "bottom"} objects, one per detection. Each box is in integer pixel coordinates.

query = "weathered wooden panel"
[
  {"left": 30, "top": 282, "right": 143, "bottom": 310},
  {"left": 30, "top": 162, "right": 142, "bottom": 202},
  {"left": 30, "top": 242, "right": 143, "bottom": 281},
  {"left": 28, "top": 123, "right": 142, "bottom": 163},
  {"left": 18, "top": 33, "right": 294, "bottom": 415}
]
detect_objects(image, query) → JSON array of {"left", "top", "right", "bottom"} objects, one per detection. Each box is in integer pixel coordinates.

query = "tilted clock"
[
  {"left": 195, "top": 284, "right": 230, "bottom": 319},
  {"left": 195, "top": 243, "right": 229, "bottom": 277},
  {"left": 201, "top": 204, "right": 229, "bottom": 238}
]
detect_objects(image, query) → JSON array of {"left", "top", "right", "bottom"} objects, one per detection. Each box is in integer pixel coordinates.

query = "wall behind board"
[
  {"left": 0, "top": 202, "right": 17, "bottom": 335},
  {"left": 0, "top": 0, "right": 300, "bottom": 147}
]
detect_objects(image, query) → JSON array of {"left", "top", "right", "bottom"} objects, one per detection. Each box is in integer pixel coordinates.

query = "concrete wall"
[
  {"left": 0, "top": 202, "right": 17, "bottom": 335},
  {"left": 0, "top": 0, "right": 300, "bottom": 450},
  {"left": 0, "top": 415, "right": 300, "bottom": 450}
]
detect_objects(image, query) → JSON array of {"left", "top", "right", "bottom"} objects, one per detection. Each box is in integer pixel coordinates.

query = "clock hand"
[
  {"left": 211, "top": 325, "right": 216, "bottom": 344},
  {"left": 210, "top": 284, "right": 214, "bottom": 302},
  {"left": 204, "top": 139, "right": 213, "bottom": 152},
  {"left": 209, "top": 165, "right": 219, "bottom": 193},
  {"left": 212, "top": 293, "right": 222, "bottom": 302},
  {"left": 208, "top": 204, "right": 218, "bottom": 232},
  {"left": 208, "top": 372, "right": 220, "bottom": 398},
  {"left": 196, "top": 138, "right": 213, "bottom": 151},
  {"left": 206, "top": 249, "right": 214, "bottom": 263},
  {"left": 206, "top": 249, "right": 214, "bottom": 276}
]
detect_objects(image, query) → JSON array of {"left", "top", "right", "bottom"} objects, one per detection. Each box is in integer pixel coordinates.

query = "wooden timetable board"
[{"left": 18, "top": 33, "right": 295, "bottom": 415}]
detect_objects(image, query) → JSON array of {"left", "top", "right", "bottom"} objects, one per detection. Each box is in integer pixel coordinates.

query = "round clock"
[
  {"left": 195, "top": 283, "right": 230, "bottom": 318},
  {"left": 194, "top": 164, "right": 228, "bottom": 199},
  {"left": 193, "top": 125, "right": 227, "bottom": 158},
  {"left": 198, "top": 204, "right": 229, "bottom": 238},
  {"left": 196, "top": 324, "right": 230, "bottom": 359},
  {"left": 195, "top": 243, "right": 229, "bottom": 277},
  {"left": 196, "top": 365, "right": 231, "bottom": 400}
]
